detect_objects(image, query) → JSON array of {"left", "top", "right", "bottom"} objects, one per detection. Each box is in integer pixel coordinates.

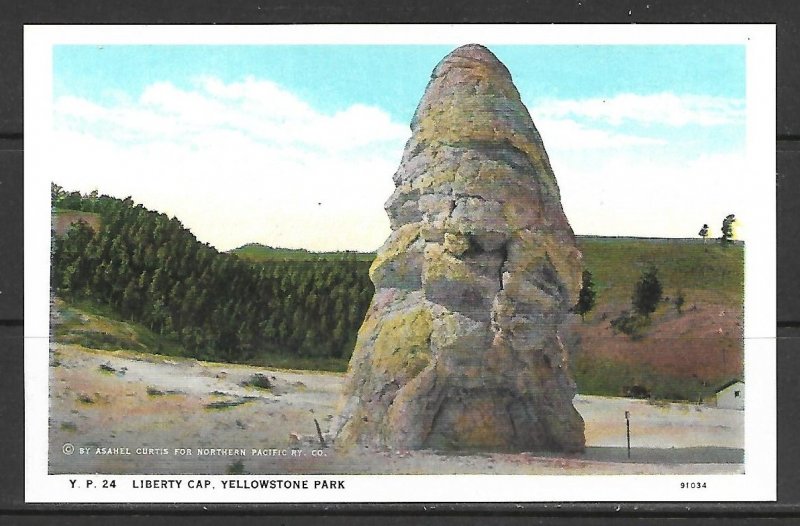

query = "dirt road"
[{"left": 48, "top": 344, "right": 743, "bottom": 475}]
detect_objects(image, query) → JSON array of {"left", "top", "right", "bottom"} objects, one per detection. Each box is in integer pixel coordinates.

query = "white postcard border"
[{"left": 24, "top": 23, "right": 776, "bottom": 503}]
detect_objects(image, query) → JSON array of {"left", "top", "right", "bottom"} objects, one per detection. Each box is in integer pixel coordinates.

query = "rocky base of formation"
[{"left": 332, "top": 44, "right": 585, "bottom": 453}]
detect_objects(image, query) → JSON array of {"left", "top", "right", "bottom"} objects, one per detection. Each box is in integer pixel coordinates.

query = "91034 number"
[{"left": 680, "top": 481, "right": 707, "bottom": 489}]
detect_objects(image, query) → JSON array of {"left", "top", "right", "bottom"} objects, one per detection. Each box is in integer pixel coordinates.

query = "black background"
[{"left": 1, "top": 0, "right": 798, "bottom": 523}]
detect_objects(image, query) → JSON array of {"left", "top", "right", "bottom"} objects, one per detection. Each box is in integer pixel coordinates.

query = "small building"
[{"left": 715, "top": 379, "right": 744, "bottom": 410}]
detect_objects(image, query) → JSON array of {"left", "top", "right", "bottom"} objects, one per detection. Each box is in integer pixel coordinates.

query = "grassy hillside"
[
  {"left": 52, "top": 298, "right": 187, "bottom": 357},
  {"left": 577, "top": 236, "right": 744, "bottom": 306},
  {"left": 51, "top": 298, "right": 352, "bottom": 372},
  {"left": 571, "top": 237, "right": 744, "bottom": 401}
]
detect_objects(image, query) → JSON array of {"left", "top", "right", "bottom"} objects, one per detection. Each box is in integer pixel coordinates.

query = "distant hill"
[
  {"left": 233, "top": 235, "right": 743, "bottom": 302},
  {"left": 230, "top": 243, "right": 375, "bottom": 262}
]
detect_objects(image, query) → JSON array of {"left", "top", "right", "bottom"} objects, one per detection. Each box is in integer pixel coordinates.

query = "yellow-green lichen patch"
[
  {"left": 443, "top": 232, "right": 470, "bottom": 256},
  {"left": 371, "top": 306, "right": 434, "bottom": 382},
  {"left": 423, "top": 244, "right": 473, "bottom": 284},
  {"left": 414, "top": 100, "right": 556, "bottom": 194},
  {"left": 414, "top": 166, "right": 458, "bottom": 192}
]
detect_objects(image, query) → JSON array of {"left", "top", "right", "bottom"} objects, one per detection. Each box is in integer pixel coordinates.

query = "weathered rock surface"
[{"left": 332, "top": 44, "right": 585, "bottom": 452}]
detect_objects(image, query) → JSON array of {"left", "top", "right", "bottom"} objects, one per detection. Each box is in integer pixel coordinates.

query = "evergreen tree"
[
  {"left": 632, "top": 266, "right": 663, "bottom": 318},
  {"left": 720, "top": 214, "right": 736, "bottom": 245},
  {"left": 573, "top": 269, "right": 597, "bottom": 321}
]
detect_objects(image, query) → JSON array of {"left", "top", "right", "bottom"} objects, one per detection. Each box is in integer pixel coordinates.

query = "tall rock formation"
[{"left": 332, "top": 44, "right": 585, "bottom": 452}]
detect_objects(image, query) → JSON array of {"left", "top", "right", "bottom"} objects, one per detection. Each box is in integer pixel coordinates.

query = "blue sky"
[
  {"left": 51, "top": 44, "right": 747, "bottom": 251},
  {"left": 54, "top": 45, "right": 744, "bottom": 122}
]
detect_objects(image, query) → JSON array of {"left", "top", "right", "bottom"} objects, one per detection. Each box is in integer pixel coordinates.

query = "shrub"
[
  {"left": 674, "top": 291, "right": 685, "bottom": 314},
  {"left": 624, "top": 385, "right": 651, "bottom": 399},
  {"left": 204, "top": 398, "right": 252, "bottom": 410},
  {"left": 76, "top": 393, "right": 95, "bottom": 404},
  {"left": 60, "top": 421, "right": 78, "bottom": 432},
  {"left": 610, "top": 311, "right": 651, "bottom": 340},
  {"left": 241, "top": 373, "right": 272, "bottom": 390}
]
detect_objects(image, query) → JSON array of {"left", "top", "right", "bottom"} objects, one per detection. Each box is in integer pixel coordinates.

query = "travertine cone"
[{"left": 332, "top": 44, "right": 585, "bottom": 452}]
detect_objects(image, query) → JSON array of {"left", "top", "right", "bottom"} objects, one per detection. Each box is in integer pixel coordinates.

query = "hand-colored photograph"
[{"left": 25, "top": 25, "right": 776, "bottom": 503}]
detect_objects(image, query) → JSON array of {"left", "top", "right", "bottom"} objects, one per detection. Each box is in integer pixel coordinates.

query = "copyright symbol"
[{"left": 63, "top": 443, "right": 75, "bottom": 455}]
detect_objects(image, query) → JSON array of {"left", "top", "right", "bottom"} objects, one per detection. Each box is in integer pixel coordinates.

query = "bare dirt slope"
[
  {"left": 49, "top": 344, "right": 743, "bottom": 475},
  {"left": 571, "top": 301, "right": 743, "bottom": 388}
]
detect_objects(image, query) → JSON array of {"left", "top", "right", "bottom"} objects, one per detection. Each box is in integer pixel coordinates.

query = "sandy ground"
[{"left": 48, "top": 344, "right": 744, "bottom": 475}]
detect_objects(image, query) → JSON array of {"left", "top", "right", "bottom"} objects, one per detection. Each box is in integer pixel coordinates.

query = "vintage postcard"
[{"left": 24, "top": 24, "right": 776, "bottom": 503}]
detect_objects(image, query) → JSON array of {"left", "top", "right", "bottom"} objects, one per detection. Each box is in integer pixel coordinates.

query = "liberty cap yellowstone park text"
[{"left": 130, "top": 478, "right": 345, "bottom": 490}]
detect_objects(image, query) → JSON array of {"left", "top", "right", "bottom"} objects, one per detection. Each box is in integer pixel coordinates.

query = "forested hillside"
[
  {"left": 51, "top": 185, "right": 373, "bottom": 365},
  {"left": 232, "top": 243, "right": 375, "bottom": 262}
]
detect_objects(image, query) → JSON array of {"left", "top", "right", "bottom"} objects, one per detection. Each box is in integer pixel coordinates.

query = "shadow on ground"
[{"left": 582, "top": 446, "right": 744, "bottom": 464}]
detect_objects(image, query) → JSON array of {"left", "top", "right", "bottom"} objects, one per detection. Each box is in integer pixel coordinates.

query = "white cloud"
[
  {"left": 56, "top": 76, "right": 409, "bottom": 153},
  {"left": 52, "top": 80, "right": 749, "bottom": 248},
  {"left": 553, "top": 150, "right": 749, "bottom": 240},
  {"left": 535, "top": 117, "right": 666, "bottom": 151},
  {"left": 529, "top": 94, "right": 748, "bottom": 240},
  {"left": 53, "top": 77, "right": 407, "bottom": 252},
  {"left": 531, "top": 92, "right": 745, "bottom": 127}
]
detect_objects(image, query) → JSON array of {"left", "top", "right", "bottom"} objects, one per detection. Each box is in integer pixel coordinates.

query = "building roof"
[{"left": 715, "top": 379, "right": 744, "bottom": 393}]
